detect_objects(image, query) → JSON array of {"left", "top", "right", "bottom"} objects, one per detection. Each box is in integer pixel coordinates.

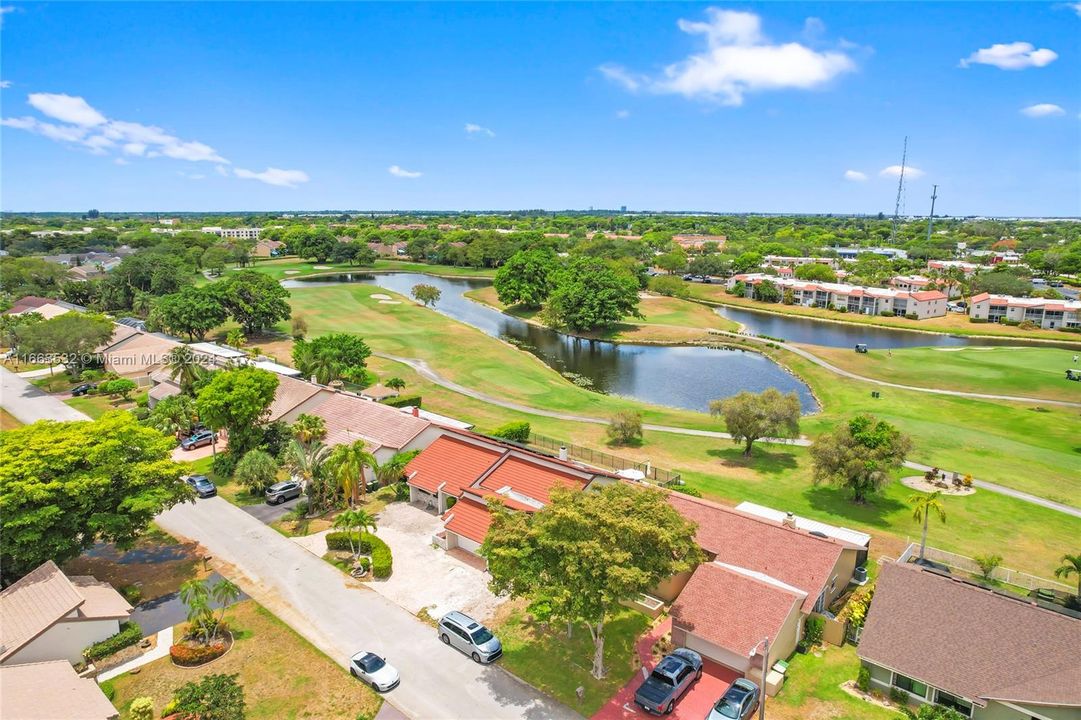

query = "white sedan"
[{"left": 349, "top": 651, "right": 400, "bottom": 692}]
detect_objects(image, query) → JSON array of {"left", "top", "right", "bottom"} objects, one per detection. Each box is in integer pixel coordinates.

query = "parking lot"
[{"left": 592, "top": 618, "right": 740, "bottom": 720}]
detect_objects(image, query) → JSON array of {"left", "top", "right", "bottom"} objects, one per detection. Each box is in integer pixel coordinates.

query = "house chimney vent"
[
  {"left": 412, "top": 406, "right": 420, "bottom": 417},
  {"left": 782, "top": 512, "right": 797, "bottom": 529},
  {"left": 559, "top": 446, "right": 568, "bottom": 461}
]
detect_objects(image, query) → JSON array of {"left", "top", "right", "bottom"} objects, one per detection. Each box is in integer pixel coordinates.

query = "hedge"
[
  {"left": 325, "top": 531, "right": 393, "bottom": 578},
  {"left": 170, "top": 640, "right": 227, "bottom": 667},
  {"left": 382, "top": 395, "right": 422, "bottom": 409},
  {"left": 84, "top": 621, "right": 142, "bottom": 662},
  {"left": 490, "top": 421, "right": 530, "bottom": 443}
]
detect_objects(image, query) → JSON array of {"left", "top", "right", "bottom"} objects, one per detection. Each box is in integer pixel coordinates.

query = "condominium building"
[
  {"left": 729, "top": 273, "right": 948, "bottom": 319},
  {"left": 201, "top": 226, "right": 261, "bottom": 240},
  {"left": 832, "top": 246, "right": 908, "bottom": 261},
  {"left": 926, "top": 260, "right": 981, "bottom": 276},
  {"left": 763, "top": 255, "right": 840, "bottom": 270},
  {"left": 890, "top": 274, "right": 961, "bottom": 298},
  {"left": 968, "top": 292, "right": 1081, "bottom": 330}
]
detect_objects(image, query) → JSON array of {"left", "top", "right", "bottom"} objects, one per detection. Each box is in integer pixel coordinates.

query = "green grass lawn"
[
  {"left": 493, "top": 606, "right": 651, "bottom": 715},
  {"left": 109, "top": 600, "right": 382, "bottom": 720},
  {"left": 687, "top": 282, "right": 1081, "bottom": 344},
  {"left": 65, "top": 394, "right": 136, "bottom": 419},
  {"left": 247, "top": 256, "right": 495, "bottom": 281},
  {"left": 769, "top": 644, "right": 896, "bottom": 720},
  {"left": 803, "top": 344, "right": 1081, "bottom": 402},
  {"left": 187, "top": 455, "right": 267, "bottom": 506}
]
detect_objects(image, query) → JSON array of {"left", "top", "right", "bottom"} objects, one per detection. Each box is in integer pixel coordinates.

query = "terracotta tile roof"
[
  {"left": 0, "top": 661, "right": 119, "bottom": 719},
  {"left": 405, "top": 435, "right": 504, "bottom": 495},
  {"left": 0, "top": 561, "right": 86, "bottom": 662},
  {"left": 668, "top": 493, "right": 844, "bottom": 613},
  {"left": 304, "top": 392, "right": 431, "bottom": 450},
  {"left": 910, "top": 290, "right": 947, "bottom": 301},
  {"left": 4, "top": 296, "right": 55, "bottom": 315},
  {"left": 477, "top": 454, "right": 588, "bottom": 504},
  {"left": 858, "top": 562, "right": 1081, "bottom": 707},
  {"left": 968, "top": 292, "right": 991, "bottom": 304},
  {"left": 466, "top": 487, "right": 542, "bottom": 513},
  {"left": 443, "top": 497, "right": 494, "bottom": 545},
  {"left": 672, "top": 562, "right": 803, "bottom": 658},
  {"left": 267, "top": 374, "right": 325, "bottom": 421}
]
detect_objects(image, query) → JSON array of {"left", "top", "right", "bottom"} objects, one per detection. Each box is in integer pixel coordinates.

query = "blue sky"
[{"left": 1, "top": 2, "right": 1078, "bottom": 215}]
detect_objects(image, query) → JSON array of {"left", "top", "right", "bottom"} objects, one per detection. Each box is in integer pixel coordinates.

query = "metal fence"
[
  {"left": 898, "top": 543, "right": 1073, "bottom": 593},
  {"left": 527, "top": 433, "right": 682, "bottom": 486}
]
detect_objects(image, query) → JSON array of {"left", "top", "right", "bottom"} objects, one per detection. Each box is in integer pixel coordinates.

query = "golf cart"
[{"left": 855, "top": 343, "right": 869, "bottom": 354}]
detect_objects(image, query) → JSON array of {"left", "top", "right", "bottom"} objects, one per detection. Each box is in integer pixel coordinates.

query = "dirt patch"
[{"left": 900, "top": 476, "right": 975, "bottom": 496}]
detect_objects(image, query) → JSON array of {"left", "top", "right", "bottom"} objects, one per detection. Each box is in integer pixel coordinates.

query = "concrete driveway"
[
  {"left": 242, "top": 495, "right": 302, "bottom": 524},
  {"left": 364, "top": 503, "right": 506, "bottom": 623},
  {"left": 156, "top": 497, "right": 579, "bottom": 720},
  {"left": 0, "top": 367, "right": 90, "bottom": 423}
]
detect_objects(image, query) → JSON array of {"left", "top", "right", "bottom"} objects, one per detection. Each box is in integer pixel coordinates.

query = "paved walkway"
[
  {"left": 156, "top": 497, "right": 580, "bottom": 720},
  {"left": 376, "top": 354, "right": 1081, "bottom": 518},
  {"left": 97, "top": 627, "right": 173, "bottom": 682},
  {"left": 0, "top": 367, "right": 91, "bottom": 423},
  {"left": 16, "top": 364, "right": 67, "bottom": 378}
]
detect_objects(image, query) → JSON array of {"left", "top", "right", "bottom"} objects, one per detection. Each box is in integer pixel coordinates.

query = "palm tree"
[
  {"left": 165, "top": 347, "right": 205, "bottom": 395},
  {"left": 1054, "top": 553, "right": 1081, "bottom": 597},
  {"left": 370, "top": 451, "right": 414, "bottom": 488},
  {"left": 179, "top": 579, "right": 213, "bottom": 644},
  {"left": 283, "top": 439, "right": 332, "bottom": 513},
  {"left": 209, "top": 578, "right": 242, "bottom": 638},
  {"left": 146, "top": 394, "right": 198, "bottom": 437},
  {"left": 332, "top": 508, "right": 377, "bottom": 558},
  {"left": 291, "top": 413, "right": 327, "bottom": 447},
  {"left": 385, "top": 377, "right": 406, "bottom": 391},
  {"left": 327, "top": 440, "right": 376, "bottom": 506},
  {"left": 908, "top": 491, "right": 947, "bottom": 562},
  {"left": 225, "top": 328, "right": 246, "bottom": 349}
]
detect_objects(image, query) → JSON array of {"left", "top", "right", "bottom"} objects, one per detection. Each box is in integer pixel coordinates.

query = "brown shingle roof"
[
  {"left": 4, "top": 296, "right": 55, "bottom": 315},
  {"left": 267, "top": 374, "right": 325, "bottom": 421},
  {"left": 672, "top": 562, "right": 803, "bottom": 658},
  {"left": 68, "top": 577, "right": 133, "bottom": 619},
  {"left": 102, "top": 332, "right": 182, "bottom": 376},
  {"left": 668, "top": 493, "right": 844, "bottom": 613},
  {"left": 303, "top": 392, "right": 430, "bottom": 450},
  {"left": 0, "top": 561, "right": 85, "bottom": 662},
  {"left": 0, "top": 661, "right": 119, "bottom": 719},
  {"left": 858, "top": 562, "right": 1081, "bottom": 707}
]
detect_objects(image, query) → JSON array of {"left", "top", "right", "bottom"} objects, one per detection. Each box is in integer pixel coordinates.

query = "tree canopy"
[
  {"left": 542, "top": 256, "right": 641, "bottom": 332},
  {"left": 217, "top": 270, "right": 291, "bottom": 334},
  {"left": 483, "top": 483, "right": 702, "bottom": 679},
  {"left": 709, "top": 388, "right": 801, "bottom": 457},
  {"left": 493, "top": 248, "right": 560, "bottom": 308},
  {"left": 810, "top": 414, "right": 913, "bottom": 503},
  {"left": 292, "top": 333, "right": 371, "bottom": 385},
  {"left": 195, "top": 366, "right": 279, "bottom": 458},
  {"left": 411, "top": 283, "right": 441, "bottom": 306},
  {"left": 151, "top": 285, "right": 229, "bottom": 341},
  {"left": 14, "top": 311, "right": 115, "bottom": 375},
  {"left": 0, "top": 412, "right": 189, "bottom": 583}
]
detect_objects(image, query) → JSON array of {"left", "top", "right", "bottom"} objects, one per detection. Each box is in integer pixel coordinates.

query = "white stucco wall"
[{"left": 3, "top": 618, "right": 121, "bottom": 665}]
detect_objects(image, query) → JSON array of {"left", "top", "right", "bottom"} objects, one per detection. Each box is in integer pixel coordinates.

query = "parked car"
[
  {"left": 265, "top": 480, "right": 302, "bottom": 505},
  {"left": 437, "top": 611, "right": 502, "bottom": 663},
  {"left": 707, "top": 678, "right": 760, "bottom": 719},
  {"left": 349, "top": 651, "right": 400, "bottom": 692},
  {"left": 633, "top": 648, "right": 703, "bottom": 715},
  {"left": 682, "top": 274, "right": 694, "bottom": 281},
  {"left": 70, "top": 383, "right": 97, "bottom": 396},
  {"left": 184, "top": 474, "right": 217, "bottom": 498},
  {"left": 180, "top": 429, "right": 216, "bottom": 450}
]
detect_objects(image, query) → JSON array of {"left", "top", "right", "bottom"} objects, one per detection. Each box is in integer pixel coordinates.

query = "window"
[
  {"left": 934, "top": 690, "right": 972, "bottom": 717},
  {"left": 892, "top": 673, "right": 928, "bottom": 698}
]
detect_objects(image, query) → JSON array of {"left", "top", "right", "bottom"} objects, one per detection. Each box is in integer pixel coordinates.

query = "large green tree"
[
  {"left": 0, "top": 412, "right": 190, "bottom": 583},
  {"left": 195, "top": 366, "right": 279, "bottom": 458},
  {"left": 483, "top": 484, "right": 702, "bottom": 679},
  {"left": 542, "top": 256, "right": 641, "bottom": 332},
  {"left": 218, "top": 270, "right": 291, "bottom": 334},
  {"left": 493, "top": 248, "right": 560, "bottom": 308},
  {"left": 292, "top": 333, "right": 371, "bottom": 385},
  {"left": 170, "top": 673, "right": 245, "bottom": 720},
  {"left": 151, "top": 286, "right": 228, "bottom": 341},
  {"left": 810, "top": 414, "right": 913, "bottom": 503},
  {"left": 709, "top": 388, "right": 801, "bottom": 457},
  {"left": 15, "top": 312, "right": 115, "bottom": 375}
]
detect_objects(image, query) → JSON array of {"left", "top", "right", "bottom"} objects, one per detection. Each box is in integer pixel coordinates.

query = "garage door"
[{"left": 683, "top": 634, "right": 750, "bottom": 674}]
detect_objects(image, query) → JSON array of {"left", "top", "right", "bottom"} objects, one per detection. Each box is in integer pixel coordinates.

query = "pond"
[
  {"left": 715, "top": 303, "right": 1081, "bottom": 350},
  {"left": 283, "top": 273, "right": 819, "bottom": 414}
]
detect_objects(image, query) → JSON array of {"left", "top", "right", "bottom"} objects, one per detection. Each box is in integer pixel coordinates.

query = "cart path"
[{"left": 377, "top": 353, "right": 1081, "bottom": 519}]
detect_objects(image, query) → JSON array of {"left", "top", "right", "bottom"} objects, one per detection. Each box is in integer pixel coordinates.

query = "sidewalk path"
[
  {"left": 0, "top": 367, "right": 91, "bottom": 423},
  {"left": 377, "top": 354, "right": 1081, "bottom": 518},
  {"left": 97, "top": 627, "right": 173, "bottom": 682}
]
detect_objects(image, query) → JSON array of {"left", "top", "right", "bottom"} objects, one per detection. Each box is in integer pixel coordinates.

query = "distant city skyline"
[{"left": 1, "top": 2, "right": 1078, "bottom": 215}]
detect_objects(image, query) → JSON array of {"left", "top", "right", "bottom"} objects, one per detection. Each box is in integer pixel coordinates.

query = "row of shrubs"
[
  {"left": 325, "top": 531, "right": 393, "bottom": 578},
  {"left": 83, "top": 621, "right": 142, "bottom": 662},
  {"left": 382, "top": 395, "right": 422, "bottom": 409},
  {"left": 169, "top": 639, "right": 228, "bottom": 666}
]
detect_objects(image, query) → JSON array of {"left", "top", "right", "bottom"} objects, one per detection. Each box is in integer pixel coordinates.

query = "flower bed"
[{"left": 169, "top": 632, "right": 233, "bottom": 667}]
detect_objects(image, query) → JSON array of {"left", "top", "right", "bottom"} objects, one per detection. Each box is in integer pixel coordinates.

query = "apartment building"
[
  {"left": 201, "top": 226, "right": 261, "bottom": 240},
  {"left": 729, "top": 273, "right": 948, "bottom": 319},
  {"left": 763, "top": 255, "right": 840, "bottom": 270},
  {"left": 926, "top": 260, "right": 981, "bottom": 276},
  {"left": 832, "top": 246, "right": 908, "bottom": 261},
  {"left": 968, "top": 292, "right": 1081, "bottom": 330}
]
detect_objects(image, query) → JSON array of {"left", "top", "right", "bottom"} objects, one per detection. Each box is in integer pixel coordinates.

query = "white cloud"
[
  {"left": 960, "top": 42, "right": 1057, "bottom": 70},
  {"left": 114, "top": 157, "right": 129, "bottom": 165},
  {"left": 122, "top": 142, "right": 147, "bottom": 156},
  {"left": 464, "top": 123, "right": 495, "bottom": 137},
  {"left": 880, "top": 165, "right": 925, "bottom": 179},
  {"left": 843, "top": 170, "right": 868, "bottom": 182},
  {"left": 0, "top": 6, "right": 15, "bottom": 27},
  {"left": 600, "top": 8, "right": 857, "bottom": 105},
  {"left": 215, "top": 165, "right": 229, "bottom": 177},
  {"left": 615, "top": 109, "right": 631, "bottom": 119},
  {"left": 0, "top": 80, "right": 11, "bottom": 89},
  {"left": 233, "top": 167, "right": 310, "bottom": 188},
  {"left": 388, "top": 165, "right": 422, "bottom": 179},
  {"left": 28, "top": 92, "right": 107, "bottom": 126},
  {"left": 178, "top": 171, "right": 206, "bottom": 180},
  {"left": 1021, "top": 103, "right": 1066, "bottom": 118},
  {"left": 1071, "top": 2, "right": 1081, "bottom": 17}
]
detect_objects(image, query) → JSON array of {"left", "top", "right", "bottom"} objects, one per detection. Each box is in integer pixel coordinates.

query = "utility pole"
[
  {"left": 757, "top": 635, "right": 770, "bottom": 720},
  {"left": 926, "top": 184, "right": 939, "bottom": 243},
  {"left": 889, "top": 136, "right": 908, "bottom": 245}
]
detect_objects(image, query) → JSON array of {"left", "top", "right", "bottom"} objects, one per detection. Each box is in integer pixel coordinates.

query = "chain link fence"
[{"left": 526, "top": 432, "right": 682, "bottom": 486}]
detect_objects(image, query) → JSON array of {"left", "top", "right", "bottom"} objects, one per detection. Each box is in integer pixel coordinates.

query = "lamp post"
[{"left": 750, "top": 636, "right": 770, "bottom": 720}]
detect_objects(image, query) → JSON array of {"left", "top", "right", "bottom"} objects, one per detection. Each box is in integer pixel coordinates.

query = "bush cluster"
[
  {"left": 490, "top": 421, "right": 531, "bottom": 443},
  {"left": 382, "top": 395, "right": 422, "bottom": 409},
  {"left": 170, "top": 640, "right": 227, "bottom": 666},
  {"left": 325, "top": 531, "right": 393, "bottom": 578},
  {"left": 83, "top": 621, "right": 142, "bottom": 662},
  {"left": 878, "top": 310, "right": 895, "bottom": 317}
]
